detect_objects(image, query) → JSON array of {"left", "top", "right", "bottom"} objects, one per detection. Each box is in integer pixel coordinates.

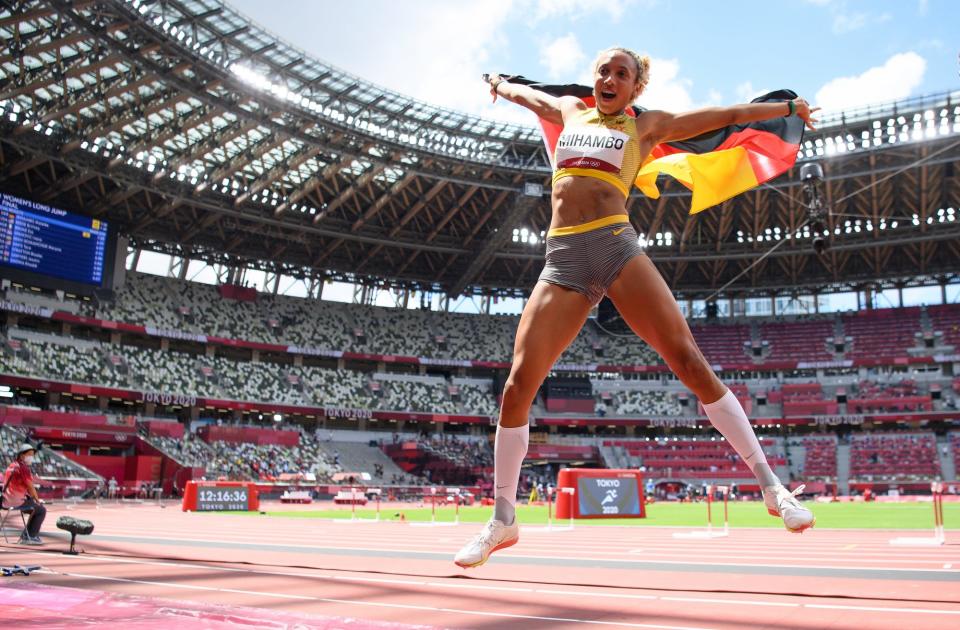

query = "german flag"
[{"left": 504, "top": 77, "right": 805, "bottom": 214}]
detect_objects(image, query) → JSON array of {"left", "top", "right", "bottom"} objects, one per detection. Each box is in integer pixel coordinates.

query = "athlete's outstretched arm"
[
  {"left": 482, "top": 74, "right": 582, "bottom": 124},
  {"left": 643, "top": 98, "right": 820, "bottom": 145}
]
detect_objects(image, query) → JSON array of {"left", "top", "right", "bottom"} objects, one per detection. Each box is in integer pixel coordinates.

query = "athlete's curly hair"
[{"left": 594, "top": 46, "right": 651, "bottom": 92}]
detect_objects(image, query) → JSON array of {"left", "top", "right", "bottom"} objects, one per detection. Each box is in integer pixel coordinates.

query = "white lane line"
[
  {"left": 806, "top": 604, "right": 960, "bottom": 616},
  {"left": 426, "top": 582, "right": 534, "bottom": 593},
  {"left": 43, "top": 570, "right": 717, "bottom": 630},
  {"left": 68, "top": 537, "right": 957, "bottom": 555},
  {"left": 537, "top": 589, "right": 657, "bottom": 601},
  {"left": 15, "top": 551, "right": 960, "bottom": 618},
  {"left": 945, "top": 564, "right": 953, "bottom": 569},
  {"left": 487, "top": 554, "right": 960, "bottom": 573},
  {"left": 63, "top": 533, "right": 959, "bottom": 571},
  {"left": 83, "top": 527, "right": 958, "bottom": 557},
  {"left": 661, "top": 597, "right": 799, "bottom": 608}
]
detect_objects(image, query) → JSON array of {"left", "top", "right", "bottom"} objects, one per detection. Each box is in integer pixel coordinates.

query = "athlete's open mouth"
[{"left": 600, "top": 91, "right": 616, "bottom": 100}]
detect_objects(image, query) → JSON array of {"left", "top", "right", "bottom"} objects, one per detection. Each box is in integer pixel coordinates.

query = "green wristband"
[{"left": 787, "top": 100, "right": 796, "bottom": 117}]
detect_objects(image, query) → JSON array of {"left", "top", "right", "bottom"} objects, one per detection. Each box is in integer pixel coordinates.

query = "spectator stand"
[{"left": 848, "top": 432, "right": 941, "bottom": 486}]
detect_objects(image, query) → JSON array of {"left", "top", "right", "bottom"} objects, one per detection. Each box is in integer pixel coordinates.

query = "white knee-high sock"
[
  {"left": 493, "top": 424, "right": 529, "bottom": 525},
  {"left": 702, "top": 389, "right": 779, "bottom": 487}
]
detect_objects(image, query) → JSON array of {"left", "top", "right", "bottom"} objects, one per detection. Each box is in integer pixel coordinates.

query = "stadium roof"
[{"left": 1, "top": 0, "right": 958, "bottom": 299}]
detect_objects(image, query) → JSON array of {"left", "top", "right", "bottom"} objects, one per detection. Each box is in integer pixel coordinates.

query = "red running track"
[{"left": 1, "top": 501, "right": 959, "bottom": 629}]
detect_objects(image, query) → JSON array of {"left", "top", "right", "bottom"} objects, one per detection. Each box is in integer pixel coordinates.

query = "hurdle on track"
[
  {"left": 673, "top": 485, "right": 730, "bottom": 539},
  {"left": 64, "top": 484, "right": 85, "bottom": 507},
  {"left": 333, "top": 487, "right": 380, "bottom": 523},
  {"left": 528, "top": 486, "right": 575, "bottom": 532},
  {"left": 354, "top": 488, "right": 383, "bottom": 522},
  {"left": 409, "top": 488, "right": 459, "bottom": 527},
  {"left": 889, "top": 481, "right": 947, "bottom": 546}
]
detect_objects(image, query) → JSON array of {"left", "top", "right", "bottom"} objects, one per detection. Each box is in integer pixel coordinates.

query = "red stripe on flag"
[{"left": 714, "top": 127, "right": 800, "bottom": 183}]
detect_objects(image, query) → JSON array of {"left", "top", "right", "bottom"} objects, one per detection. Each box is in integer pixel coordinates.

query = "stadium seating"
[
  {"left": 300, "top": 367, "right": 372, "bottom": 409},
  {"left": 98, "top": 272, "right": 599, "bottom": 364},
  {"left": 455, "top": 382, "right": 499, "bottom": 417},
  {"left": 201, "top": 436, "right": 340, "bottom": 483},
  {"left": 775, "top": 383, "right": 838, "bottom": 416},
  {"left": 11, "top": 273, "right": 960, "bottom": 375},
  {"left": 759, "top": 319, "right": 834, "bottom": 362},
  {"left": 376, "top": 378, "right": 459, "bottom": 413},
  {"left": 799, "top": 435, "right": 838, "bottom": 479},
  {"left": 2, "top": 273, "right": 959, "bottom": 431},
  {"left": 609, "top": 390, "right": 682, "bottom": 416},
  {"left": 0, "top": 425, "right": 100, "bottom": 480},
  {"left": 602, "top": 437, "right": 785, "bottom": 480},
  {"left": 0, "top": 330, "right": 501, "bottom": 415},
  {"left": 143, "top": 434, "right": 216, "bottom": 469},
  {"left": 927, "top": 304, "right": 960, "bottom": 349},
  {"left": 847, "top": 379, "right": 933, "bottom": 413},
  {"left": 841, "top": 308, "right": 923, "bottom": 360},
  {"left": 311, "top": 439, "right": 411, "bottom": 483},
  {"left": 382, "top": 435, "right": 492, "bottom": 486},
  {"left": 848, "top": 433, "right": 941, "bottom": 481},
  {"left": 690, "top": 323, "right": 751, "bottom": 364}
]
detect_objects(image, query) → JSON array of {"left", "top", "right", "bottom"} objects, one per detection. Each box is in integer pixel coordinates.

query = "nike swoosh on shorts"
[{"left": 612, "top": 227, "right": 626, "bottom": 236}]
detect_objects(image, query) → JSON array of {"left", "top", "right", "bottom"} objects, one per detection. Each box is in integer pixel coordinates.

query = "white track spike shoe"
[
  {"left": 763, "top": 484, "right": 815, "bottom": 533},
  {"left": 454, "top": 518, "right": 519, "bottom": 568}
]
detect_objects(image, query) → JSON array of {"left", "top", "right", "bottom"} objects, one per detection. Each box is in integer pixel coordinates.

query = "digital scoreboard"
[
  {"left": 0, "top": 192, "right": 115, "bottom": 291},
  {"left": 196, "top": 486, "right": 250, "bottom": 511},
  {"left": 182, "top": 481, "right": 259, "bottom": 512}
]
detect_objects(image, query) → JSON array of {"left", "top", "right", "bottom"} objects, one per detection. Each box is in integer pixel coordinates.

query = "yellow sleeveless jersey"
[{"left": 552, "top": 108, "right": 643, "bottom": 198}]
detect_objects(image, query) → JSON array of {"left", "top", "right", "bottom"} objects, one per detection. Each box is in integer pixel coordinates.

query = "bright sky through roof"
[
  {"left": 133, "top": 0, "right": 960, "bottom": 313},
  {"left": 227, "top": 0, "right": 958, "bottom": 126}
]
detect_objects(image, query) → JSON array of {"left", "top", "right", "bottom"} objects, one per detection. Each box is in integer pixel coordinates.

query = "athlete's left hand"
[{"left": 793, "top": 98, "right": 820, "bottom": 131}]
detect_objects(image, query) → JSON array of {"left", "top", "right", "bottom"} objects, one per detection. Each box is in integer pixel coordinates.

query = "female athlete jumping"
[{"left": 455, "top": 47, "right": 819, "bottom": 568}]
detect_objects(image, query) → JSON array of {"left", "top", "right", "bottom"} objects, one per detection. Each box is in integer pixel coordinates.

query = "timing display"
[
  {"left": 0, "top": 192, "right": 109, "bottom": 286},
  {"left": 196, "top": 487, "right": 249, "bottom": 511}
]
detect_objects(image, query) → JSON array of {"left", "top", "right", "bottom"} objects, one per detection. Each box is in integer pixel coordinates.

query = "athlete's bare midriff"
[
  {"left": 549, "top": 110, "right": 656, "bottom": 232},
  {"left": 549, "top": 175, "right": 630, "bottom": 230}
]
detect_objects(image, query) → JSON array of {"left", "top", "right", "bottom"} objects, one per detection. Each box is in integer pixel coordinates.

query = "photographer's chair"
[{"left": 0, "top": 485, "right": 29, "bottom": 544}]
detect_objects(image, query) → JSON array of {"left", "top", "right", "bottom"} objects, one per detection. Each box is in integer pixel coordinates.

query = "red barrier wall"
[
  {"left": 218, "top": 284, "right": 258, "bottom": 302},
  {"left": 142, "top": 420, "right": 184, "bottom": 438},
  {"left": 198, "top": 425, "right": 299, "bottom": 446},
  {"left": 0, "top": 405, "right": 135, "bottom": 432},
  {"left": 782, "top": 383, "right": 823, "bottom": 395},
  {"left": 30, "top": 427, "right": 135, "bottom": 445},
  {"left": 783, "top": 400, "right": 839, "bottom": 416},
  {"left": 525, "top": 444, "right": 598, "bottom": 460},
  {"left": 545, "top": 398, "right": 595, "bottom": 413},
  {"left": 66, "top": 453, "right": 125, "bottom": 482},
  {"left": 125, "top": 455, "right": 162, "bottom": 485}
]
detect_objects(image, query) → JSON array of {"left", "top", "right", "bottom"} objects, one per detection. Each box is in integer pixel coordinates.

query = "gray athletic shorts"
[{"left": 538, "top": 215, "right": 644, "bottom": 305}]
